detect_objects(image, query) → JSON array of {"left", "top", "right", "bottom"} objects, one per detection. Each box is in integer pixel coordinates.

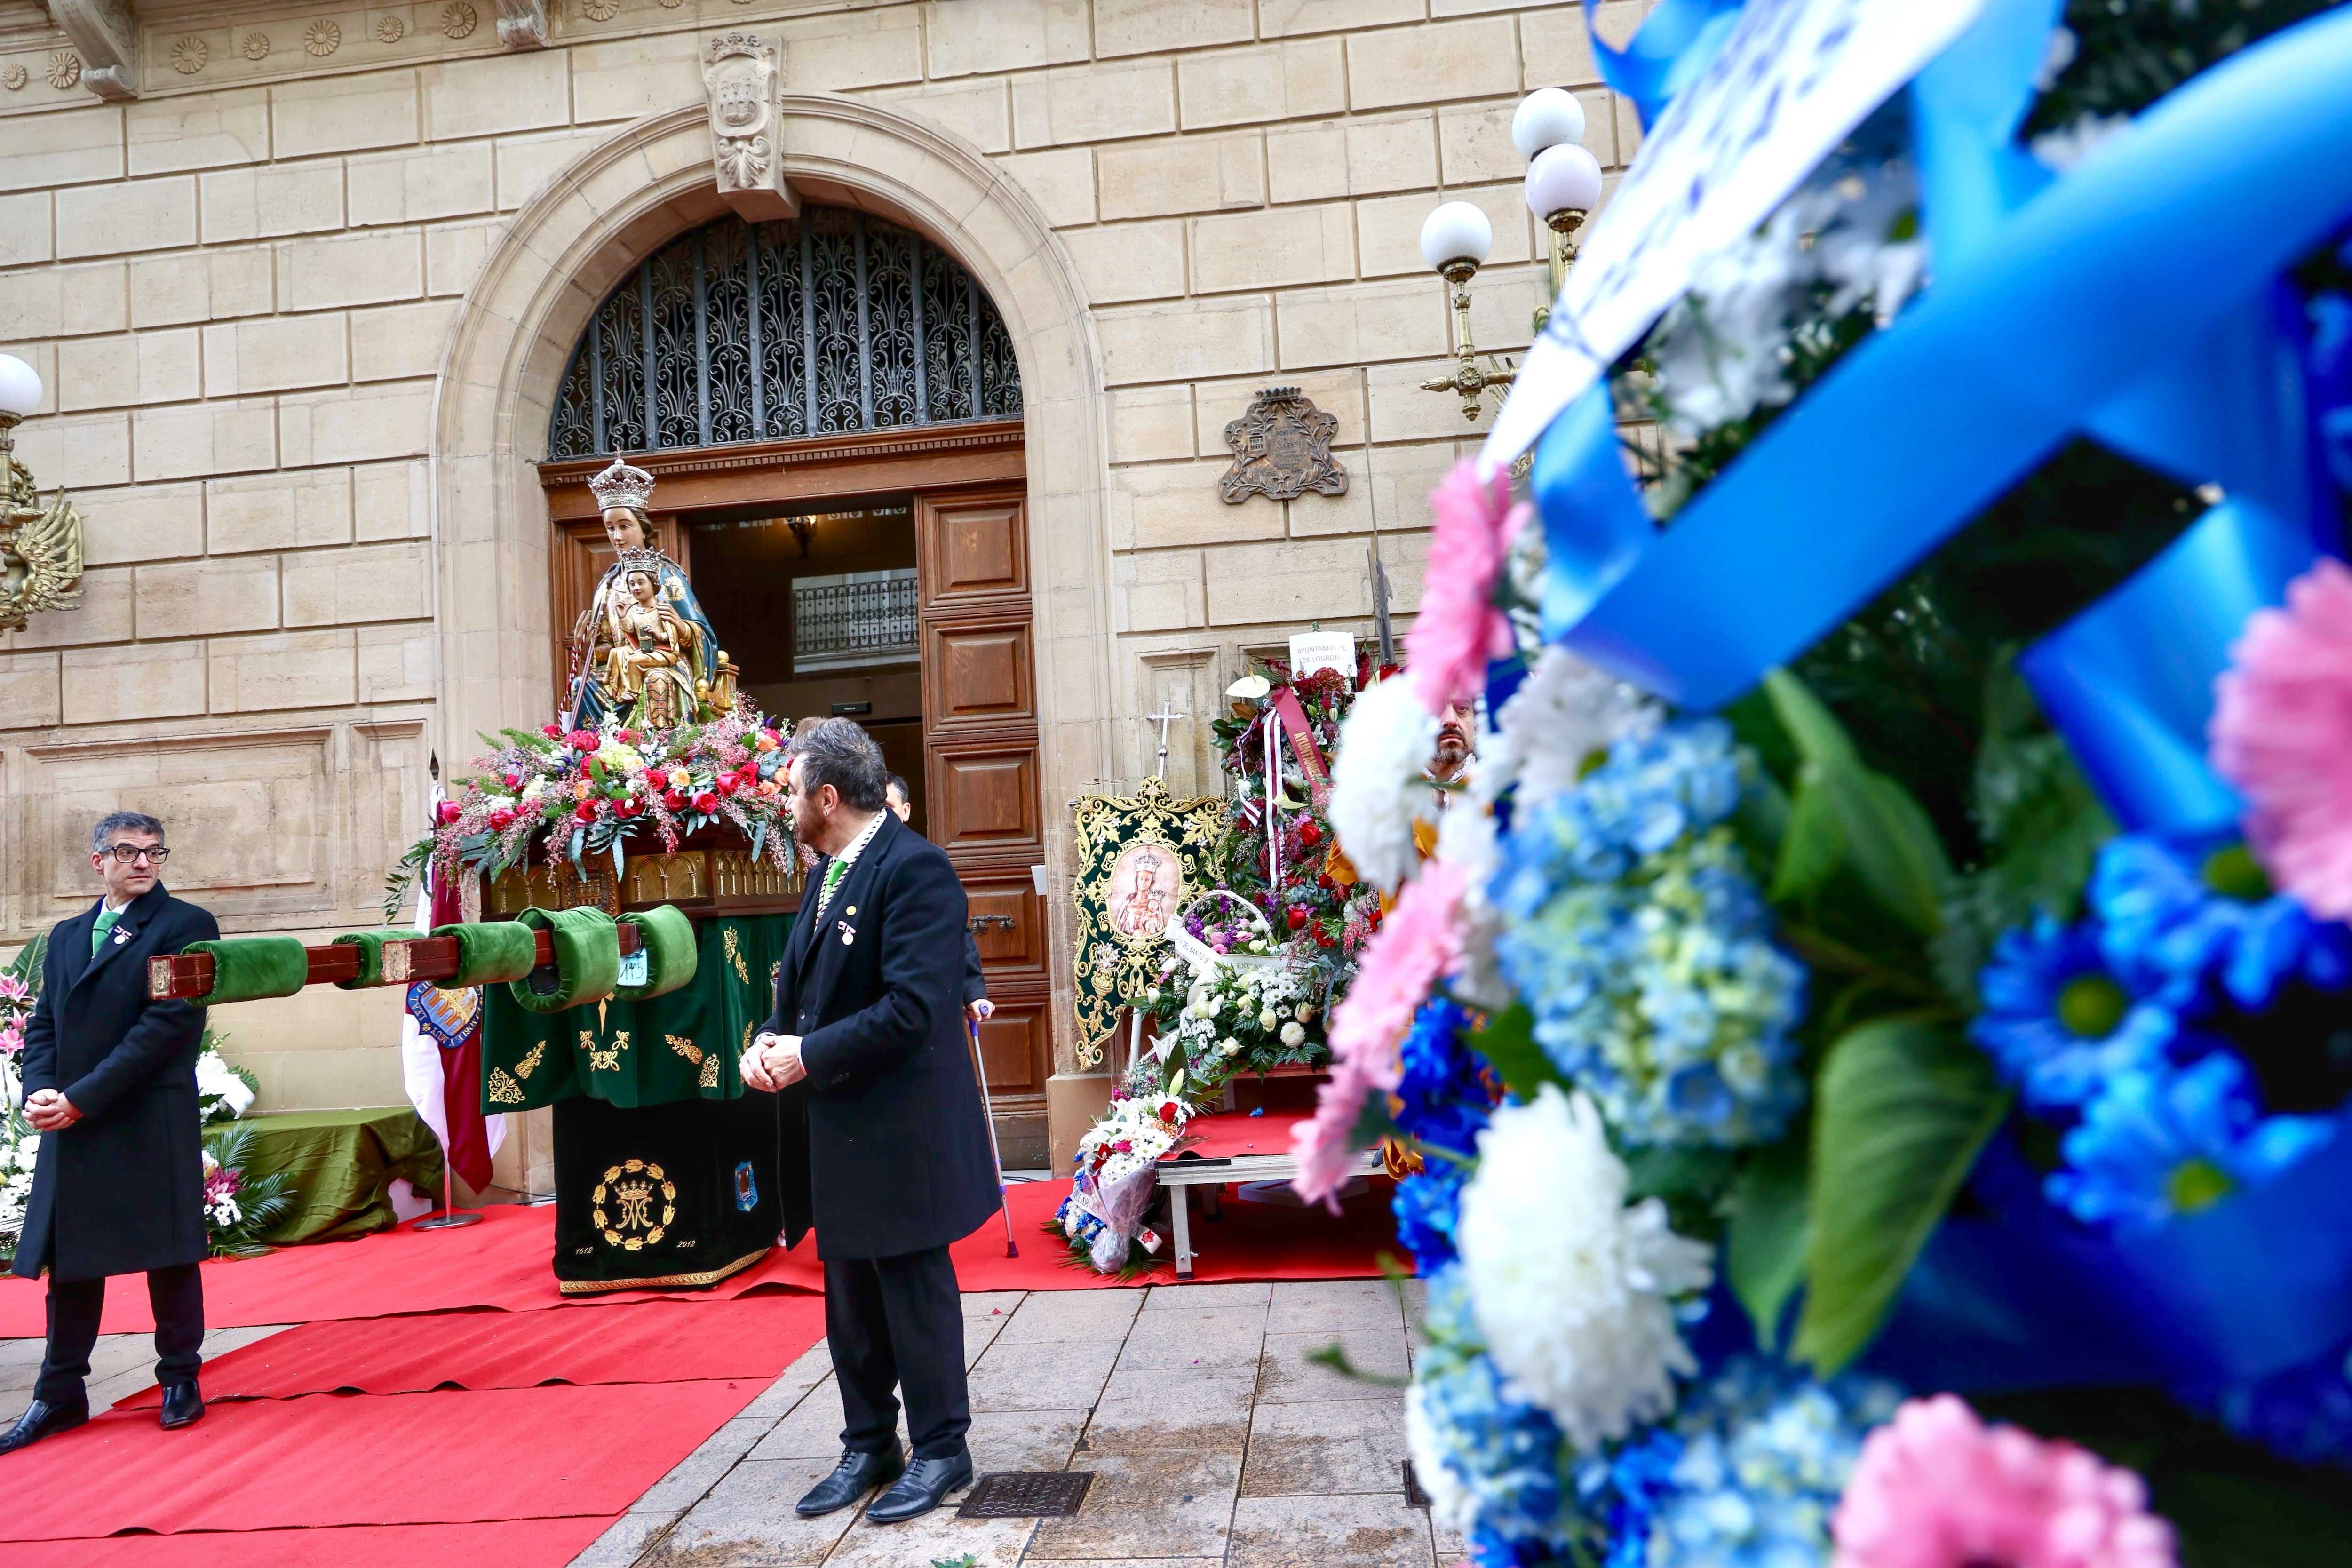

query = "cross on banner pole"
[{"left": 1142, "top": 701, "right": 1186, "bottom": 782}]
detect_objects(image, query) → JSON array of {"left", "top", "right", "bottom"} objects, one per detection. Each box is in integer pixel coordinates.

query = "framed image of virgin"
[{"left": 1068, "top": 777, "right": 1224, "bottom": 1068}]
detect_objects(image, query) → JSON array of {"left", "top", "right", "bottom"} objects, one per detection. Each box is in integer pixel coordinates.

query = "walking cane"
[{"left": 967, "top": 1015, "right": 1020, "bottom": 1258}]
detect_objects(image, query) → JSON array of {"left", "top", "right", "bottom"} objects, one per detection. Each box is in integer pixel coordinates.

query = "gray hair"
[
  {"left": 792, "top": 717, "right": 889, "bottom": 812},
  {"left": 91, "top": 811, "right": 165, "bottom": 854}
]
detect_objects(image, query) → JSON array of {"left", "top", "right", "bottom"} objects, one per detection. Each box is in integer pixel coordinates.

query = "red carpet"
[
  {"left": 0, "top": 1379, "right": 764, "bottom": 1541},
  {"left": 2, "top": 1519, "right": 616, "bottom": 1568},
  {"left": 117, "top": 1296, "right": 824, "bottom": 1407},
  {"left": 1169, "top": 1107, "right": 1311, "bottom": 1160}
]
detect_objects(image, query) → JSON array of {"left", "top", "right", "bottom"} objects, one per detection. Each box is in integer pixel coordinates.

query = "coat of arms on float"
[{"left": 1067, "top": 777, "right": 1225, "bottom": 1067}]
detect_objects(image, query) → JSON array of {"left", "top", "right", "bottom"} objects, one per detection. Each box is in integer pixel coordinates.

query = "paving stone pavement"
[
  {"left": 0, "top": 1279, "right": 1444, "bottom": 1567},
  {"left": 592, "top": 1277, "right": 1444, "bottom": 1568}
]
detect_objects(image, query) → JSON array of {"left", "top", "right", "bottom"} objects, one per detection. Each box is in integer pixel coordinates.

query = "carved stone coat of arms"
[{"left": 1218, "top": 387, "right": 1348, "bottom": 504}]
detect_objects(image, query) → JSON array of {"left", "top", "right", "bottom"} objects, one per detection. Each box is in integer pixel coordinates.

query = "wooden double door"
[{"left": 543, "top": 446, "right": 1050, "bottom": 1161}]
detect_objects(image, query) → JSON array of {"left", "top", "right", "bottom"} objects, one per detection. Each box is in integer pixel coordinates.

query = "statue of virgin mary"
[{"left": 564, "top": 456, "right": 737, "bottom": 730}]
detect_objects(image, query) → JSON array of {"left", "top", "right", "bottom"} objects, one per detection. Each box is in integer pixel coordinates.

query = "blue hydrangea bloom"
[
  {"left": 2048, "top": 1052, "right": 2337, "bottom": 1229},
  {"left": 2215, "top": 1336, "right": 2352, "bottom": 1467},
  {"left": 1415, "top": 1267, "right": 1578, "bottom": 1556},
  {"left": 1578, "top": 1358, "right": 1900, "bottom": 1568},
  {"left": 1491, "top": 720, "right": 1806, "bottom": 1148},
  {"left": 1971, "top": 913, "right": 2178, "bottom": 1113},
  {"left": 2090, "top": 834, "right": 2352, "bottom": 1011},
  {"left": 1388, "top": 1000, "right": 1496, "bottom": 1271},
  {"left": 1394, "top": 1163, "right": 1470, "bottom": 1267}
]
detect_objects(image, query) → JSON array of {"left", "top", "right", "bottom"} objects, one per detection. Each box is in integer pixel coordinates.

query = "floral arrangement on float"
[
  {"left": 1301, "top": 0, "right": 2352, "bottom": 1562},
  {"left": 387, "top": 708, "right": 795, "bottom": 919},
  {"left": 3, "top": 932, "right": 266, "bottom": 1262},
  {"left": 199, "top": 1119, "right": 295, "bottom": 1258}
]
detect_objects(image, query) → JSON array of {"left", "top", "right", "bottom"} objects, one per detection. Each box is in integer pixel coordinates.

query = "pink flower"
[
  {"left": 1291, "top": 861, "right": 1465, "bottom": 1208},
  {"left": 1404, "top": 460, "right": 1525, "bottom": 714},
  {"left": 2210, "top": 557, "right": 2352, "bottom": 919},
  {"left": 1831, "top": 1394, "right": 2177, "bottom": 1568},
  {"left": 0, "top": 974, "right": 27, "bottom": 1003}
]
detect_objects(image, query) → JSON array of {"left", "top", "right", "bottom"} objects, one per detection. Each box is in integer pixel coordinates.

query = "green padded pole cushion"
[
  {"left": 508, "top": 906, "right": 622, "bottom": 1015},
  {"left": 330, "top": 929, "right": 397, "bottom": 989},
  {"left": 186, "top": 937, "right": 311, "bottom": 1007},
  {"left": 615, "top": 905, "right": 699, "bottom": 1002},
  {"left": 432, "top": 921, "right": 539, "bottom": 987}
]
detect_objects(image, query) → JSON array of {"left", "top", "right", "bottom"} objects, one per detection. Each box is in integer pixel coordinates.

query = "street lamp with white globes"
[
  {"left": 0, "top": 351, "right": 86, "bottom": 633},
  {"left": 1512, "top": 88, "right": 1604, "bottom": 332},
  {"left": 1415, "top": 201, "right": 1517, "bottom": 421}
]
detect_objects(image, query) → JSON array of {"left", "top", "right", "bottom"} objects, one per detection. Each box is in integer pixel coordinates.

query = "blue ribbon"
[
  {"left": 1534, "top": 383, "right": 1655, "bottom": 642},
  {"left": 1532, "top": 6, "right": 2352, "bottom": 718},
  {"left": 1581, "top": 0, "right": 1745, "bottom": 131}
]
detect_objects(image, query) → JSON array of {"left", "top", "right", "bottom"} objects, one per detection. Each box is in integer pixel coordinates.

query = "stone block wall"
[{"left": 0, "top": 0, "right": 1647, "bottom": 1134}]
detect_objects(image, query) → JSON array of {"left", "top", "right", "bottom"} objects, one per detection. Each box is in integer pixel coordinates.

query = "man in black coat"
[
  {"left": 883, "top": 773, "right": 993, "bottom": 1027},
  {"left": 5, "top": 812, "right": 221, "bottom": 1455},
  {"left": 742, "top": 720, "right": 1001, "bottom": 1524}
]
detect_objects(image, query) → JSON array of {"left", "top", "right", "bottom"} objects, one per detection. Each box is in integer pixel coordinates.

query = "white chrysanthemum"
[
  {"left": 196, "top": 1050, "right": 255, "bottom": 1117},
  {"left": 1406, "top": 1382, "right": 1479, "bottom": 1536},
  {"left": 1457, "top": 1084, "right": 1714, "bottom": 1451},
  {"left": 1499, "top": 647, "right": 1660, "bottom": 811},
  {"left": 1280, "top": 1020, "right": 1306, "bottom": 1047},
  {"left": 1329, "top": 676, "right": 1439, "bottom": 892}
]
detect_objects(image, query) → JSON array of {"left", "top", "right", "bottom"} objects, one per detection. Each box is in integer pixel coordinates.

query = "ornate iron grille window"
[
  {"left": 548, "top": 209, "right": 1021, "bottom": 460},
  {"left": 791, "top": 570, "right": 920, "bottom": 673}
]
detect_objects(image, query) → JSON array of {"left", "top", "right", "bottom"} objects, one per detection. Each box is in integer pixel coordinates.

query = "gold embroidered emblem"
[
  {"left": 585, "top": 1027, "right": 627, "bottom": 1073},
  {"left": 699, "top": 1053, "right": 721, "bottom": 1090},
  {"left": 591, "top": 1159, "right": 677, "bottom": 1250},
  {"left": 723, "top": 926, "right": 749, "bottom": 982},
  {"left": 487, "top": 1067, "right": 523, "bottom": 1105},
  {"left": 769, "top": 958, "right": 781, "bottom": 987},
  {"left": 515, "top": 1042, "right": 546, "bottom": 1079},
  {"left": 667, "top": 1034, "right": 703, "bottom": 1066}
]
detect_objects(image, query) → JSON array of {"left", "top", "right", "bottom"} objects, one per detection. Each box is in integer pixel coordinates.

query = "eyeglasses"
[{"left": 104, "top": 844, "right": 170, "bottom": 864}]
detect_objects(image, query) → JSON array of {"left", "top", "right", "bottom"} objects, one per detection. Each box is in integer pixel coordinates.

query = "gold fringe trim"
[{"left": 556, "top": 1244, "right": 771, "bottom": 1295}]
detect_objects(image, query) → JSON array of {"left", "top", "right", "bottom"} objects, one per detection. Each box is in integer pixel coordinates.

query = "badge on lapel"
[
  {"left": 111, "top": 925, "right": 132, "bottom": 946},
  {"left": 837, "top": 917, "right": 856, "bottom": 947}
]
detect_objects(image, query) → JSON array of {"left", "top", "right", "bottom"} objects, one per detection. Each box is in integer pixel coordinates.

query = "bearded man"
[{"left": 740, "top": 718, "right": 1001, "bottom": 1524}]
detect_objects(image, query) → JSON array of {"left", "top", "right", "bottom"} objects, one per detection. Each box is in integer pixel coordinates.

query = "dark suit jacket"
[
  {"left": 12, "top": 883, "right": 220, "bottom": 1282},
  {"left": 764, "top": 812, "right": 1001, "bottom": 1261}
]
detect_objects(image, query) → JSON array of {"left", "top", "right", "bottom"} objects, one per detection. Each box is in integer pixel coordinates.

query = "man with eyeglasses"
[{"left": 4, "top": 812, "right": 221, "bottom": 1455}]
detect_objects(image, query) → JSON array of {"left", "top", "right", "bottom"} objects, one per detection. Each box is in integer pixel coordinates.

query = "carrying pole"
[{"left": 968, "top": 1017, "right": 1020, "bottom": 1258}]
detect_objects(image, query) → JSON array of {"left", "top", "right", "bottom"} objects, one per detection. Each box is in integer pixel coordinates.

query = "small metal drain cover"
[{"left": 957, "top": 1470, "right": 1094, "bottom": 1519}]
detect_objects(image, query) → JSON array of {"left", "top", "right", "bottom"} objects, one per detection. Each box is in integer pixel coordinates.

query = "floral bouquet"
[
  {"left": 387, "top": 708, "right": 795, "bottom": 919},
  {"left": 1305, "top": 0, "right": 2352, "bottom": 1562},
  {"left": 200, "top": 1121, "right": 294, "bottom": 1258},
  {"left": 1054, "top": 1082, "right": 1190, "bottom": 1273}
]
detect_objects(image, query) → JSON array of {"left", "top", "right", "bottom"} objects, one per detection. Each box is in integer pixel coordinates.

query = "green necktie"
[
  {"left": 819, "top": 857, "right": 847, "bottom": 912},
  {"left": 92, "top": 907, "right": 121, "bottom": 956}
]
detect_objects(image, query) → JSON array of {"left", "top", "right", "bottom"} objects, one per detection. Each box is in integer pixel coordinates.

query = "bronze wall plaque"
[{"left": 1218, "top": 386, "right": 1346, "bottom": 504}]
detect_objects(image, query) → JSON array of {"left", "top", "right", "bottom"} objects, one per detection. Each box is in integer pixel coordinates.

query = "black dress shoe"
[
  {"left": 0, "top": 1399, "right": 89, "bottom": 1455},
  {"left": 795, "top": 1446, "right": 903, "bottom": 1517},
  {"left": 863, "top": 1446, "right": 974, "bottom": 1524},
  {"left": 159, "top": 1381, "right": 204, "bottom": 1430}
]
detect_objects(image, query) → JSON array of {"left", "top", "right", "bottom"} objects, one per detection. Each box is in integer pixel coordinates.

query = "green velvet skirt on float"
[{"left": 478, "top": 914, "right": 788, "bottom": 1112}]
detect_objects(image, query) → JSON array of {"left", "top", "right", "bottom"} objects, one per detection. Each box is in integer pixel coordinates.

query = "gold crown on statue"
[{"left": 588, "top": 455, "right": 656, "bottom": 513}]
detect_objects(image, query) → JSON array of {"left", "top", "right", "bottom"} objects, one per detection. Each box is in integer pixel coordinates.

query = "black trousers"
[
  {"left": 34, "top": 1264, "right": 205, "bottom": 1407},
  {"left": 823, "top": 1245, "right": 969, "bottom": 1461}
]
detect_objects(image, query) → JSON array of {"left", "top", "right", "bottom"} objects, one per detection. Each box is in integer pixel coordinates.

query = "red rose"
[
  {"left": 565, "top": 729, "right": 599, "bottom": 752},
  {"left": 662, "top": 790, "right": 687, "bottom": 812},
  {"left": 615, "top": 728, "right": 641, "bottom": 744},
  {"left": 691, "top": 791, "right": 721, "bottom": 813},
  {"left": 573, "top": 801, "right": 599, "bottom": 822},
  {"left": 1157, "top": 1100, "right": 1182, "bottom": 1123},
  {"left": 615, "top": 797, "right": 641, "bottom": 819},
  {"left": 735, "top": 761, "right": 760, "bottom": 784},
  {"left": 1298, "top": 820, "right": 1320, "bottom": 847},
  {"left": 503, "top": 772, "right": 524, "bottom": 790},
  {"left": 1287, "top": 907, "right": 1307, "bottom": 930},
  {"left": 540, "top": 724, "right": 563, "bottom": 739},
  {"left": 487, "top": 808, "right": 516, "bottom": 831},
  {"left": 436, "top": 800, "right": 463, "bottom": 825}
]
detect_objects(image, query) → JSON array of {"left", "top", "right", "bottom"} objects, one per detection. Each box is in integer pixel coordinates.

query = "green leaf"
[
  {"left": 1732, "top": 765, "right": 1793, "bottom": 876},
  {"left": 1794, "top": 1015, "right": 2009, "bottom": 1373},
  {"left": 1724, "top": 1136, "right": 1811, "bottom": 1352},
  {"left": 1762, "top": 668, "right": 1861, "bottom": 772},
  {"left": 1465, "top": 1004, "right": 1564, "bottom": 1101},
  {"left": 1770, "top": 764, "right": 1846, "bottom": 904}
]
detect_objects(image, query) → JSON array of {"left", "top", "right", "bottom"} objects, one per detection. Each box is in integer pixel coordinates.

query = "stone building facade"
[{"left": 0, "top": 0, "right": 1639, "bottom": 1185}]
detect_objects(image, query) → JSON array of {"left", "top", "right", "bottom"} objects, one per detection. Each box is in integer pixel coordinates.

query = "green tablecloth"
[{"left": 234, "top": 1107, "right": 445, "bottom": 1246}]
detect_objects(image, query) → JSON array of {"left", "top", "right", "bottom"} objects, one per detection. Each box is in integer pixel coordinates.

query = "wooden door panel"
[
  {"left": 932, "top": 747, "right": 1040, "bottom": 847},
  {"left": 923, "top": 619, "right": 1033, "bottom": 726},
  {"left": 972, "top": 1001, "right": 1049, "bottom": 1098},
  {"left": 963, "top": 876, "right": 1044, "bottom": 975},
  {"left": 917, "top": 494, "right": 1026, "bottom": 601}
]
